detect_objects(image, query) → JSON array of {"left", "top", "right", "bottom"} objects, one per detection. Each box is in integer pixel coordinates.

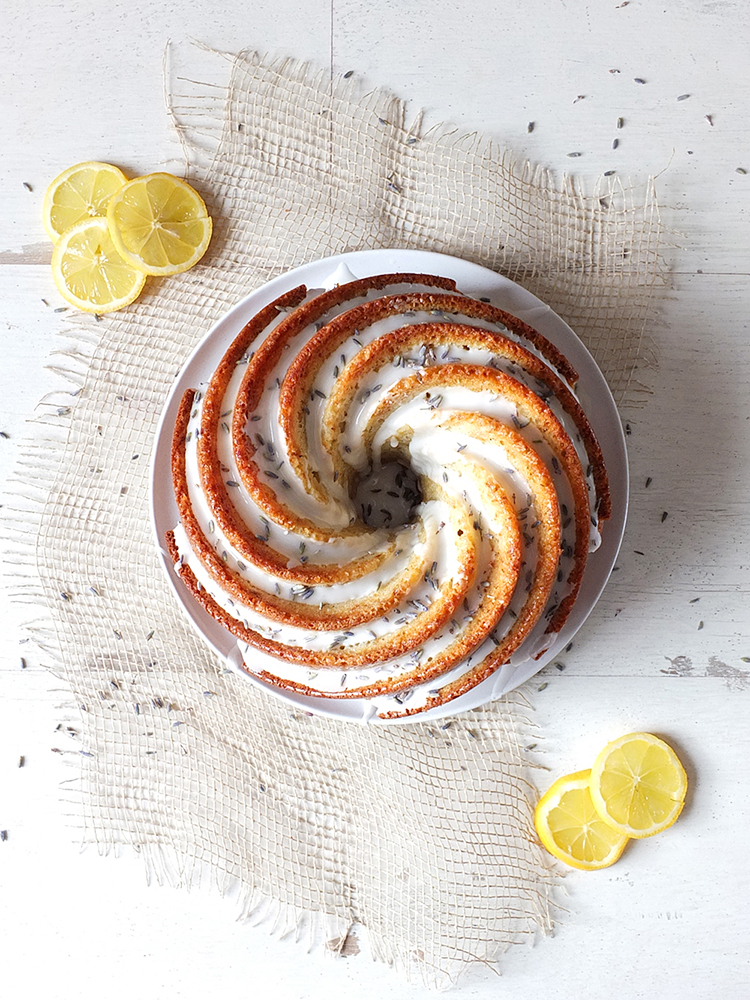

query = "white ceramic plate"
[{"left": 150, "top": 249, "right": 628, "bottom": 724}]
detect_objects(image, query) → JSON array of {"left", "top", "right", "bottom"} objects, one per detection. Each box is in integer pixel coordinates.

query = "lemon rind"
[
  {"left": 42, "top": 161, "right": 128, "bottom": 244},
  {"left": 534, "top": 769, "right": 629, "bottom": 871},
  {"left": 106, "top": 173, "right": 213, "bottom": 277},
  {"left": 51, "top": 217, "right": 146, "bottom": 314},
  {"left": 589, "top": 732, "right": 688, "bottom": 840}
]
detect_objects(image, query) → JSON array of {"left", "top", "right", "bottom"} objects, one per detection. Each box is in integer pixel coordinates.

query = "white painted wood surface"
[{"left": 2, "top": 1, "right": 749, "bottom": 997}]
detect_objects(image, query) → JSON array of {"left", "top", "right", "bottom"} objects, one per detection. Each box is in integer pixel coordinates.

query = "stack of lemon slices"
[
  {"left": 43, "top": 161, "right": 213, "bottom": 314},
  {"left": 534, "top": 732, "right": 688, "bottom": 870}
]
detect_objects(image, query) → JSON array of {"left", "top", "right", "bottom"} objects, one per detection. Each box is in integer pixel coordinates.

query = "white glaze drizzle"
[{"left": 170, "top": 272, "right": 606, "bottom": 717}]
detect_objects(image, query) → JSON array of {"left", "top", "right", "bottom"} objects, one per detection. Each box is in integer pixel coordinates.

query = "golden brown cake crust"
[{"left": 166, "top": 272, "right": 610, "bottom": 717}]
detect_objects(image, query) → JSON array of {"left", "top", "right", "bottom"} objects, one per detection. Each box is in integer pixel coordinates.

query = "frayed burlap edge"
[{"left": 0, "top": 41, "right": 667, "bottom": 988}]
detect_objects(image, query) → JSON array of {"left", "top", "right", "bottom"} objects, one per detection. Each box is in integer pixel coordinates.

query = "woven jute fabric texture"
[{"left": 7, "top": 44, "right": 664, "bottom": 987}]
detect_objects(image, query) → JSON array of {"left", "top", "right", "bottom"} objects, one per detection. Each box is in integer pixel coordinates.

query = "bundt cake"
[{"left": 166, "top": 270, "right": 609, "bottom": 719}]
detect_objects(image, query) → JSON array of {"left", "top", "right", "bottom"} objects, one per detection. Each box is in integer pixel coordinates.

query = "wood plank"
[{"left": 2, "top": 1, "right": 749, "bottom": 996}]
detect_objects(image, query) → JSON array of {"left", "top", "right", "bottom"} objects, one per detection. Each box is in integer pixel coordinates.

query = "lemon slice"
[
  {"left": 51, "top": 217, "right": 146, "bottom": 314},
  {"left": 106, "top": 173, "right": 212, "bottom": 276},
  {"left": 43, "top": 161, "right": 128, "bottom": 244},
  {"left": 534, "top": 769, "right": 629, "bottom": 870},
  {"left": 589, "top": 732, "right": 688, "bottom": 839}
]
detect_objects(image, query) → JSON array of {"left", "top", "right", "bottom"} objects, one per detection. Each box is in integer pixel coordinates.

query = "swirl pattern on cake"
[{"left": 167, "top": 269, "right": 610, "bottom": 719}]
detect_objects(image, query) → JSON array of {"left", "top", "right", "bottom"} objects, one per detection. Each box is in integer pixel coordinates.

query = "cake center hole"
[{"left": 353, "top": 460, "right": 423, "bottom": 529}]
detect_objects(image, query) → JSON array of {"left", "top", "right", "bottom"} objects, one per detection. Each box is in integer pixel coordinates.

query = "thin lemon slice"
[
  {"left": 534, "top": 769, "right": 629, "bottom": 870},
  {"left": 107, "top": 173, "right": 212, "bottom": 276},
  {"left": 51, "top": 217, "right": 146, "bottom": 314},
  {"left": 43, "top": 161, "right": 128, "bottom": 244},
  {"left": 589, "top": 732, "right": 688, "bottom": 839}
]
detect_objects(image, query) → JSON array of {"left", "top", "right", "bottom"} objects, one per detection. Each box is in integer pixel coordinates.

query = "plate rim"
[{"left": 150, "top": 248, "right": 629, "bottom": 725}]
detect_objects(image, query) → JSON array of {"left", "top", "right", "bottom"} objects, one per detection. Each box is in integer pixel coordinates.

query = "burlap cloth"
[{"left": 6, "top": 43, "right": 664, "bottom": 988}]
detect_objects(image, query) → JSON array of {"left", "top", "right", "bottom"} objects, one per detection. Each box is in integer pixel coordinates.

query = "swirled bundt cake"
[{"left": 167, "top": 270, "right": 609, "bottom": 719}]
